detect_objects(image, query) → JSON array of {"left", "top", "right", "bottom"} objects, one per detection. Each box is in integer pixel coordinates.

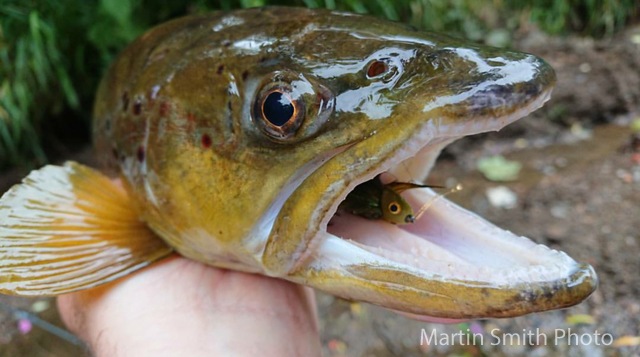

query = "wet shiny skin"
[{"left": 0, "top": 7, "right": 595, "bottom": 319}]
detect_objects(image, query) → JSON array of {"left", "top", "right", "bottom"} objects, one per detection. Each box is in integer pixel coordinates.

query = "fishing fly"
[{"left": 340, "top": 175, "right": 455, "bottom": 225}]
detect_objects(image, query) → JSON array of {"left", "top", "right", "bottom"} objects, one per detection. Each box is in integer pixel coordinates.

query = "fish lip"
[{"left": 284, "top": 80, "right": 597, "bottom": 318}]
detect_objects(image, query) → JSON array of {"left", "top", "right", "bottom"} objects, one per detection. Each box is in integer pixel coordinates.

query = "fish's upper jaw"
[{"left": 412, "top": 48, "right": 557, "bottom": 137}]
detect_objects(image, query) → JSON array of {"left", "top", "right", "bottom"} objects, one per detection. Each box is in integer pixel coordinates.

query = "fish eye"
[
  {"left": 263, "top": 90, "right": 295, "bottom": 126},
  {"left": 367, "top": 60, "right": 389, "bottom": 78},
  {"left": 252, "top": 70, "right": 333, "bottom": 143},
  {"left": 388, "top": 202, "right": 401, "bottom": 215},
  {"left": 253, "top": 86, "right": 305, "bottom": 140}
]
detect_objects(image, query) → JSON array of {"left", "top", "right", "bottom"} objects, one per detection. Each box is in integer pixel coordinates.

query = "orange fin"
[{"left": 0, "top": 161, "right": 172, "bottom": 296}]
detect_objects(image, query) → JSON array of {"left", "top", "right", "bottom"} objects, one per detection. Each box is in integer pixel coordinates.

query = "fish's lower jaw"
[{"left": 297, "top": 189, "right": 597, "bottom": 319}]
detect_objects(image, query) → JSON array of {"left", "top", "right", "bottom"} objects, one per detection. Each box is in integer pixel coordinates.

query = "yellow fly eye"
[
  {"left": 387, "top": 201, "right": 401, "bottom": 215},
  {"left": 254, "top": 87, "right": 305, "bottom": 140},
  {"left": 381, "top": 187, "right": 415, "bottom": 225}
]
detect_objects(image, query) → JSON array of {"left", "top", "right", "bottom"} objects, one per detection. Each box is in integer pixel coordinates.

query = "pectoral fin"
[{"left": 0, "top": 161, "right": 172, "bottom": 296}]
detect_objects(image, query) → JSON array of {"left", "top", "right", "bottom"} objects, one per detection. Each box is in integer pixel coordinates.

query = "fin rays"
[{"left": 0, "top": 162, "right": 172, "bottom": 296}]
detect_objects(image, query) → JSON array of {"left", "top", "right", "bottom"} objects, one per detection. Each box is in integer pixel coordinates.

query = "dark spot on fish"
[
  {"left": 159, "top": 102, "right": 169, "bottom": 117},
  {"left": 259, "top": 57, "right": 267, "bottom": 63},
  {"left": 242, "top": 70, "right": 249, "bottom": 81},
  {"left": 217, "top": 65, "right": 224, "bottom": 75},
  {"left": 227, "top": 101, "right": 232, "bottom": 111},
  {"left": 222, "top": 40, "right": 231, "bottom": 47},
  {"left": 201, "top": 133, "right": 212, "bottom": 148},
  {"left": 133, "top": 99, "right": 142, "bottom": 115},
  {"left": 122, "top": 92, "right": 129, "bottom": 111},
  {"left": 137, "top": 146, "right": 145, "bottom": 162},
  {"left": 105, "top": 118, "right": 111, "bottom": 131},
  {"left": 111, "top": 147, "right": 119, "bottom": 159}
]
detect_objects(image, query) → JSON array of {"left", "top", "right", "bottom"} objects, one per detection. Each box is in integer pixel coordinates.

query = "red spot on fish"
[
  {"left": 137, "top": 146, "right": 145, "bottom": 162},
  {"left": 187, "top": 112, "right": 196, "bottom": 123},
  {"left": 122, "top": 92, "right": 129, "bottom": 111},
  {"left": 133, "top": 99, "right": 142, "bottom": 115},
  {"left": 367, "top": 60, "right": 388, "bottom": 78},
  {"left": 217, "top": 65, "right": 224, "bottom": 75},
  {"left": 201, "top": 133, "right": 212, "bottom": 148},
  {"left": 159, "top": 102, "right": 170, "bottom": 117}
]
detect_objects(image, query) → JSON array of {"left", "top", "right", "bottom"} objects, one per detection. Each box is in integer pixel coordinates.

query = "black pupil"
[
  {"left": 390, "top": 204, "right": 399, "bottom": 213},
  {"left": 263, "top": 91, "right": 294, "bottom": 126}
]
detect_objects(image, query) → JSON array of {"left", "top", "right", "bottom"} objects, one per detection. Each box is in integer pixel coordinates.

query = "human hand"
[{"left": 57, "top": 255, "right": 321, "bottom": 356}]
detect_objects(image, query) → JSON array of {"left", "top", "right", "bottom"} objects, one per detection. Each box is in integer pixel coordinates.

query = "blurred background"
[{"left": 1, "top": 0, "right": 639, "bottom": 356}]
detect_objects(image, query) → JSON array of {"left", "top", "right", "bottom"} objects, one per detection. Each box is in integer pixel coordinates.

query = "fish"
[
  {"left": 0, "top": 7, "right": 597, "bottom": 319},
  {"left": 339, "top": 175, "right": 440, "bottom": 224}
]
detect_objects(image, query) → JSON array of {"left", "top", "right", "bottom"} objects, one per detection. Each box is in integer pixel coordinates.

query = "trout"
[{"left": 0, "top": 7, "right": 596, "bottom": 319}]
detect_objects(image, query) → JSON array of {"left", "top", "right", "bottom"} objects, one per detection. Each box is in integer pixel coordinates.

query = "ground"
[{"left": 1, "top": 25, "right": 639, "bottom": 357}]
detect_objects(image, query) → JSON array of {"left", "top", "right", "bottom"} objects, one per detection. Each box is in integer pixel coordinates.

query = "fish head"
[{"left": 94, "top": 7, "right": 596, "bottom": 319}]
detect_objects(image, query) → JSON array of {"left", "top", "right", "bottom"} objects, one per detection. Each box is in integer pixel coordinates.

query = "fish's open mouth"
[
  {"left": 255, "top": 48, "right": 598, "bottom": 319},
  {"left": 282, "top": 85, "right": 597, "bottom": 319}
]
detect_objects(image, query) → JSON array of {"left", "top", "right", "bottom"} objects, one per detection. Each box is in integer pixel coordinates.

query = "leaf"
[
  {"left": 566, "top": 314, "right": 596, "bottom": 325},
  {"left": 630, "top": 117, "right": 640, "bottom": 134},
  {"left": 100, "top": 0, "right": 133, "bottom": 27},
  {"left": 477, "top": 155, "right": 522, "bottom": 182},
  {"left": 613, "top": 335, "right": 640, "bottom": 347}
]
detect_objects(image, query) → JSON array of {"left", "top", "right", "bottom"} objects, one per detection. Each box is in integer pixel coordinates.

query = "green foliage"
[
  {"left": 508, "top": 0, "right": 637, "bottom": 36},
  {"left": 1, "top": 5, "right": 77, "bottom": 167},
  {"left": 0, "top": 0, "right": 185, "bottom": 169},
  {"left": 0, "top": 0, "right": 637, "bottom": 170}
]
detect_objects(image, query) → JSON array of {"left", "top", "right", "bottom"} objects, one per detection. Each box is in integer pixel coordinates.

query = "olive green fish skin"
[
  {"left": 94, "top": 7, "right": 555, "bottom": 270},
  {"left": 88, "top": 7, "right": 593, "bottom": 319}
]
